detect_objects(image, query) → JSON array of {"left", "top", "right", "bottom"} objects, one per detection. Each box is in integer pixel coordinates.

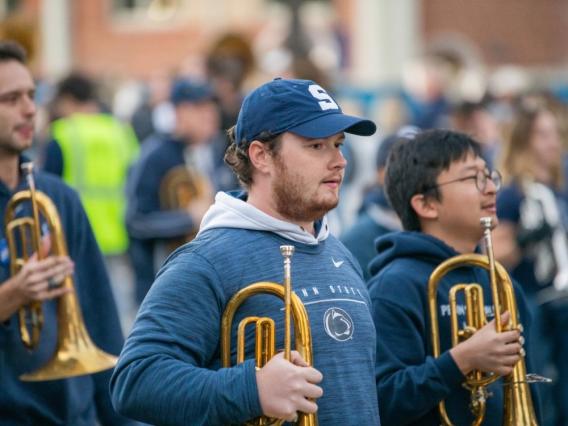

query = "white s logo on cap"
[{"left": 308, "top": 84, "right": 339, "bottom": 111}]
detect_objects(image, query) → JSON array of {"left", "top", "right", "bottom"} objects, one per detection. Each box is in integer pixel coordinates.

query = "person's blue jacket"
[
  {"left": 368, "top": 231, "right": 541, "bottom": 426},
  {"left": 125, "top": 133, "right": 238, "bottom": 304},
  {"left": 110, "top": 191, "right": 380, "bottom": 426},
  {"left": 341, "top": 186, "right": 400, "bottom": 280},
  {"left": 0, "top": 158, "right": 129, "bottom": 425}
]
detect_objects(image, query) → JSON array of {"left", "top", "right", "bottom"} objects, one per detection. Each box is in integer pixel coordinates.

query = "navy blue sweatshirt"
[
  {"left": 111, "top": 192, "right": 380, "bottom": 425},
  {"left": 0, "top": 158, "right": 129, "bottom": 425},
  {"left": 368, "top": 231, "right": 541, "bottom": 426}
]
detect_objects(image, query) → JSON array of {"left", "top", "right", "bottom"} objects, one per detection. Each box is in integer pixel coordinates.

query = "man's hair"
[
  {"left": 55, "top": 72, "right": 96, "bottom": 103},
  {"left": 385, "top": 129, "right": 482, "bottom": 231},
  {"left": 224, "top": 126, "right": 282, "bottom": 188},
  {"left": 0, "top": 41, "right": 27, "bottom": 64}
]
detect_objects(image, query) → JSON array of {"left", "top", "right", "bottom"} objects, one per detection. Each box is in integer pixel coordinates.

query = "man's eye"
[
  {"left": 311, "top": 144, "right": 322, "bottom": 149},
  {"left": 0, "top": 94, "right": 18, "bottom": 103}
]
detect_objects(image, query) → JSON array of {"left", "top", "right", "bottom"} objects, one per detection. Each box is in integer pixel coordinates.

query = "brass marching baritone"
[
  {"left": 159, "top": 164, "right": 209, "bottom": 212},
  {"left": 159, "top": 163, "right": 211, "bottom": 247},
  {"left": 428, "top": 216, "right": 540, "bottom": 426},
  {"left": 5, "top": 163, "right": 117, "bottom": 381},
  {"left": 220, "top": 245, "right": 317, "bottom": 426}
]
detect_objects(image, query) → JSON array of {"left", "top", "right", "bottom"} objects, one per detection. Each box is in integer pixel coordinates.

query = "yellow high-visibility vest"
[{"left": 51, "top": 113, "right": 139, "bottom": 255}]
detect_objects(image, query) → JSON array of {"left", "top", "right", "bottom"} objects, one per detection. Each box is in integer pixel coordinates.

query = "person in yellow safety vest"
[
  {"left": 41, "top": 72, "right": 139, "bottom": 332},
  {"left": 42, "top": 73, "right": 139, "bottom": 255}
]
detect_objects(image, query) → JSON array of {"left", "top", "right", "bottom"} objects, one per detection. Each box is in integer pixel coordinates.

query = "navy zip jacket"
[
  {"left": 368, "top": 231, "right": 541, "bottom": 426},
  {"left": 0, "top": 158, "right": 129, "bottom": 425}
]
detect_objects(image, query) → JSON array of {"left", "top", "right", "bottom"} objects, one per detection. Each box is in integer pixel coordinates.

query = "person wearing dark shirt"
[
  {"left": 125, "top": 78, "right": 236, "bottom": 304},
  {"left": 494, "top": 102, "right": 568, "bottom": 426},
  {"left": 368, "top": 129, "right": 541, "bottom": 425},
  {"left": 0, "top": 40, "right": 130, "bottom": 426}
]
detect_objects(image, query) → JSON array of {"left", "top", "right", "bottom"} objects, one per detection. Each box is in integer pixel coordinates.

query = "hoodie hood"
[
  {"left": 197, "top": 191, "right": 330, "bottom": 245},
  {"left": 369, "top": 231, "right": 461, "bottom": 276}
]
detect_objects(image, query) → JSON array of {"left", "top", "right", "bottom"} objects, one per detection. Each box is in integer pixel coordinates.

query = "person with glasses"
[
  {"left": 493, "top": 102, "right": 568, "bottom": 426},
  {"left": 367, "top": 129, "right": 540, "bottom": 425}
]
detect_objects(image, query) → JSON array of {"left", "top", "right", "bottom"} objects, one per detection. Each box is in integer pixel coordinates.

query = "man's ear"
[
  {"left": 248, "top": 140, "right": 272, "bottom": 174},
  {"left": 410, "top": 193, "right": 439, "bottom": 221}
]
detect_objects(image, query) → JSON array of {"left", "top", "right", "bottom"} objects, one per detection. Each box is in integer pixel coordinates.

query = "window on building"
[
  {"left": 111, "top": 0, "right": 180, "bottom": 22},
  {"left": 0, "top": 0, "right": 22, "bottom": 19}
]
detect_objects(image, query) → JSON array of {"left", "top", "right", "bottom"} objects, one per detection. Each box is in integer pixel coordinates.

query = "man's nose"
[
  {"left": 22, "top": 94, "right": 36, "bottom": 117},
  {"left": 332, "top": 148, "right": 347, "bottom": 170}
]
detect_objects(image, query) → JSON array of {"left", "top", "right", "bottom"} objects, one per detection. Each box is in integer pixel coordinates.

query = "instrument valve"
[
  {"left": 460, "top": 326, "right": 477, "bottom": 340},
  {"left": 469, "top": 387, "right": 491, "bottom": 412}
]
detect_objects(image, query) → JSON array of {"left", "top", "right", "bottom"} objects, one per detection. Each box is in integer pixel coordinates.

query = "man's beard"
[
  {"left": 272, "top": 156, "right": 339, "bottom": 224},
  {"left": 0, "top": 140, "right": 24, "bottom": 156},
  {"left": 0, "top": 132, "right": 29, "bottom": 156}
]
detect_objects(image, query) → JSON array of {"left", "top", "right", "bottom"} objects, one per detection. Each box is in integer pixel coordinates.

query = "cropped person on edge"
[
  {"left": 0, "top": 40, "right": 130, "bottom": 425},
  {"left": 110, "top": 78, "right": 381, "bottom": 425},
  {"left": 368, "top": 129, "right": 540, "bottom": 425},
  {"left": 494, "top": 101, "right": 568, "bottom": 426}
]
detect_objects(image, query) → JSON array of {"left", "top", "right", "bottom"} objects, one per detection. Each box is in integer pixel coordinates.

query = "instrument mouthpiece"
[
  {"left": 480, "top": 216, "right": 493, "bottom": 230},
  {"left": 21, "top": 162, "right": 34, "bottom": 174},
  {"left": 280, "top": 245, "right": 295, "bottom": 258}
]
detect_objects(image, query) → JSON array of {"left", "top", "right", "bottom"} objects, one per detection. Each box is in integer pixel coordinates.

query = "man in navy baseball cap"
[
  {"left": 234, "top": 77, "right": 376, "bottom": 145},
  {"left": 110, "top": 79, "right": 382, "bottom": 426},
  {"left": 223, "top": 76, "right": 378, "bottom": 227}
]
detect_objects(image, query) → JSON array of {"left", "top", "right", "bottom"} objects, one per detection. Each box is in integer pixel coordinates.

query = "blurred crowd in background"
[{"left": 3, "top": 1, "right": 568, "bottom": 425}]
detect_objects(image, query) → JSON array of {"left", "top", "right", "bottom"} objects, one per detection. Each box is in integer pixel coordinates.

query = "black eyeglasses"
[{"left": 426, "top": 169, "right": 502, "bottom": 193}]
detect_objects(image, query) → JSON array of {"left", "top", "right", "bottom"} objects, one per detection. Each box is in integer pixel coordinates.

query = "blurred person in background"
[
  {"left": 41, "top": 72, "right": 139, "bottom": 332},
  {"left": 125, "top": 78, "right": 236, "bottom": 305},
  {"left": 0, "top": 40, "right": 130, "bottom": 426},
  {"left": 206, "top": 32, "right": 255, "bottom": 135},
  {"left": 494, "top": 100, "right": 568, "bottom": 426},
  {"left": 340, "top": 128, "right": 418, "bottom": 279},
  {"left": 450, "top": 98, "right": 503, "bottom": 170},
  {"left": 130, "top": 70, "right": 175, "bottom": 143},
  {"left": 401, "top": 55, "right": 451, "bottom": 130}
]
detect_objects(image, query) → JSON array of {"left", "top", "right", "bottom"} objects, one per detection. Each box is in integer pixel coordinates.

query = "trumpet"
[
  {"left": 428, "top": 217, "right": 540, "bottom": 425},
  {"left": 5, "top": 163, "right": 117, "bottom": 381},
  {"left": 220, "top": 245, "right": 317, "bottom": 426}
]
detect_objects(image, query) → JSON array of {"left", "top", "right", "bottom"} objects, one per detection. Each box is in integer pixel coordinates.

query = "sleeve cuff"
[
  {"left": 435, "top": 351, "right": 466, "bottom": 389},
  {"left": 242, "top": 359, "right": 264, "bottom": 418}
]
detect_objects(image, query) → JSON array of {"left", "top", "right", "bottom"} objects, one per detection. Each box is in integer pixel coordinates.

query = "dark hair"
[
  {"left": 385, "top": 129, "right": 482, "bottom": 231},
  {"left": 55, "top": 72, "right": 96, "bottom": 103},
  {"left": 0, "top": 40, "right": 27, "bottom": 64},
  {"left": 224, "top": 126, "right": 282, "bottom": 188}
]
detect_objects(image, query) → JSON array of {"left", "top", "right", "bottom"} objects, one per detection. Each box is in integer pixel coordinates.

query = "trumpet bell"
[
  {"left": 6, "top": 182, "right": 117, "bottom": 382},
  {"left": 19, "top": 274, "right": 117, "bottom": 381}
]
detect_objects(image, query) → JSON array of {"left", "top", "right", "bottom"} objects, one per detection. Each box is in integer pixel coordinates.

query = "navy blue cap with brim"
[{"left": 235, "top": 78, "right": 376, "bottom": 145}]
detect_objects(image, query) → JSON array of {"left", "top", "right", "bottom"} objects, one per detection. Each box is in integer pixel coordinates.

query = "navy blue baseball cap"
[
  {"left": 170, "top": 78, "right": 215, "bottom": 105},
  {"left": 235, "top": 78, "right": 376, "bottom": 145}
]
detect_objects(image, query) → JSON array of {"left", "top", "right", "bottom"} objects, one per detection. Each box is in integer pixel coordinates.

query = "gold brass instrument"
[
  {"left": 5, "top": 163, "right": 117, "bottom": 381},
  {"left": 159, "top": 164, "right": 208, "bottom": 212},
  {"left": 220, "top": 245, "right": 317, "bottom": 426},
  {"left": 428, "top": 216, "right": 539, "bottom": 426},
  {"left": 159, "top": 164, "right": 210, "bottom": 248}
]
